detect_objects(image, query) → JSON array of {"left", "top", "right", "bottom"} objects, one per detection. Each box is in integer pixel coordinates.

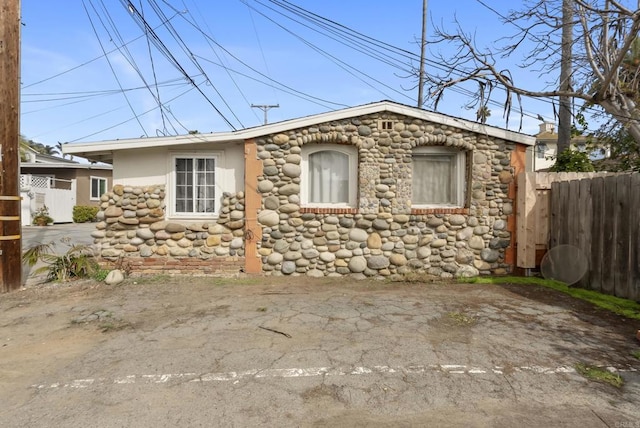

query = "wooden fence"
[
  {"left": 516, "top": 172, "right": 639, "bottom": 301},
  {"left": 516, "top": 172, "right": 610, "bottom": 269},
  {"left": 549, "top": 174, "right": 640, "bottom": 301}
]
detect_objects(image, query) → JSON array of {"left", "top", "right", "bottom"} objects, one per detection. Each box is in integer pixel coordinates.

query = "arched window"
[{"left": 301, "top": 145, "right": 357, "bottom": 207}]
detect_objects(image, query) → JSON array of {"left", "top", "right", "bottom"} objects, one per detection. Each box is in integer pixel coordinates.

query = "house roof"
[
  {"left": 20, "top": 162, "right": 112, "bottom": 171},
  {"left": 63, "top": 100, "right": 536, "bottom": 164},
  {"left": 535, "top": 131, "right": 589, "bottom": 144}
]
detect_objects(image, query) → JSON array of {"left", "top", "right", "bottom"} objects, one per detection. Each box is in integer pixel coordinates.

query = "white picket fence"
[{"left": 20, "top": 175, "right": 76, "bottom": 225}]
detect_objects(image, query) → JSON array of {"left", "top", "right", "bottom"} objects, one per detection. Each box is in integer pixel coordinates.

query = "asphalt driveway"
[
  {"left": 1, "top": 276, "right": 639, "bottom": 427},
  {"left": 22, "top": 222, "right": 96, "bottom": 251}
]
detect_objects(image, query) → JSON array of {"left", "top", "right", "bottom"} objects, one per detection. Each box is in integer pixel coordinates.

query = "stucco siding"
[{"left": 112, "top": 143, "right": 244, "bottom": 194}]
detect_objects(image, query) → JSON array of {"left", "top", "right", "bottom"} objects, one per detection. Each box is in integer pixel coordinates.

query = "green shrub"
[
  {"left": 22, "top": 237, "right": 99, "bottom": 282},
  {"left": 73, "top": 205, "right": 99, "bottom": 223},
  {"left": 549, "top": 149, "right": 595, "bottom": 172}
]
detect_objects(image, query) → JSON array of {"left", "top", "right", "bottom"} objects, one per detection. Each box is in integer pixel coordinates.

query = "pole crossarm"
[{"left": 251, "top": 104, "right": 280, "bottom": 125}]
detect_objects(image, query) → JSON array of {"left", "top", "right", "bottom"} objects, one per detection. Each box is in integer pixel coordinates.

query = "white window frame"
[
  {"left": 300, "top": 144, "right": 358, "bottom": 208},
  {"left": 536, "top": 143, "right": 548, "bottom": 159},
  {"left": 167, "top": 151, "right": 223, "bottom": 219},
  {"left": 90, "top": 176, "right": 107, "bottom": 201},
  {"left": 411, "top": 146, "right": 467, "bottom": 209}
]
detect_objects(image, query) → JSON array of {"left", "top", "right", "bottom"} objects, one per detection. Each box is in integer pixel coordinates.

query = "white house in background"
[
  {"left": 20, "top": 148, "right": 112, "bottom": 225},
  {"left": 533, "top": 122, "right": 609, "bottom": 171}
]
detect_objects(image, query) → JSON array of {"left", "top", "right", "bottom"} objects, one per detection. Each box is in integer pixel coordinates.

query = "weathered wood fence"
[
  {"left": 549, "top": 174, "right": 640, "bottom": 301},
  {"left": 516, "top": 172, "right": 640, "bottom": 301}
]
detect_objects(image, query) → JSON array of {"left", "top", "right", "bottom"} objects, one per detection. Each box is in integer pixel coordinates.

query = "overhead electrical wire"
[
  {"left": 82, "top": 0, "right": 149, "bottom": 137},
  {"left": 139, "top": 0, "right": 171, "bottom": 134},
  {"left": 179, "top": 0, "right": 262, "bottom": 123},
  {"left": 159, "top": 0, "right": 351, "bottom": 108},
  {"left": 90, "top": 0, "right": 177, "bottom": 134},
  {"left": 191, "top": 53, "right": 347, "bottom": 109},
  {"left": 243, "top": 0, "right": 281, "bottom": 117},
  {"left": 119, "top": 0, "right": 238, "bottom": 130},
  {"left": 256, "top": 0, "right": 588, "bottom": 124},
  {"left": 30, "top": 0, "right": 613, "bottom": 143},
  {"left": 145, "top": 0, "right": 245, "bottom": 128},
  {"left": 124, "top": 0, "right": 243, "bottom": 129},
  {"left": 70, "top": 82, "right": 201, "bottom": 142}
]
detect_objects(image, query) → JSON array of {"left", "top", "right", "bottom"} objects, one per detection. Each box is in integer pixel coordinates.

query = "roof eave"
[{"left": 63, "top": 101, "right": 535, "bottom": 159}]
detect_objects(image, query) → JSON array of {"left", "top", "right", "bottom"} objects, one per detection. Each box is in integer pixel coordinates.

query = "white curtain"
[
  {"left": 309, "top": 151, "right": 349, "bottom": 203},
  {"left": 412, "top": 155, "right": 454, "bottom": 204}
]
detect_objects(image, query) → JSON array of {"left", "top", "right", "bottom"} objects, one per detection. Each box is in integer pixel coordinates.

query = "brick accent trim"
[
  {"left": 102, "top": 256, "right": 245, "bottom": 276},
  {"left": 410, "top": 208, "right": 469, "bottom": 215},
  {"left": 300, "top": 207, "right": 358, "bottom": 214}
]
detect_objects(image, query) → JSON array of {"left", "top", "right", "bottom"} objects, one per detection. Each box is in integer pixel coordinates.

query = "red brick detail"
[
  {"left": 101, "top": 256, "right": 245, "bottom": 276},
  {"left": 299, "top": 207, "right": 358, "bottom": 214},
  {"left": 410, "top": 208, "right": 470, "bottom": 215}
]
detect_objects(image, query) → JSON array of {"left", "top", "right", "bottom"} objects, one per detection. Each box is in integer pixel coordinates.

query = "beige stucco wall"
[
  {"left": 113, "top": 147, "right": 167, "bottom": 185},
  {"left": 111, "top": 142, "right": 245, "bottom": 219},
  {"left": 76, "top": 168, "right": 112, "bottom": 206}
]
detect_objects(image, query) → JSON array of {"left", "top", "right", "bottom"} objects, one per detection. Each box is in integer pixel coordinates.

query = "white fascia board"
[
  {"left": 63, "top": 101, "right": 535, "bottom": 157},
  {"left": 20, "top": 162, "right": 113, "bottom": 170}
]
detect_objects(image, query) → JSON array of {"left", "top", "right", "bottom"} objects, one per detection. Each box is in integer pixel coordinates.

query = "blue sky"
[{"left": 20, "top": 1, "right": 557, "bottom": 147}]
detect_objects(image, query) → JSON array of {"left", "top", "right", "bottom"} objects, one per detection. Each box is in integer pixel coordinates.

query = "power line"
[{"left": 82, "top": 0, "right": 148, "bottom": 137}]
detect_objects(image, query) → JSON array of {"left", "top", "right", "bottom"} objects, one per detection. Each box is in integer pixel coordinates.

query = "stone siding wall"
[
  {"left": 91, "top": 184, "right": 245, "bottom": 274},
  {"left": 254, "top": 113, "right": 515, "bottom": 278},
  {"left": 89, "top": 112, "right": 519, "bottom": 279}
]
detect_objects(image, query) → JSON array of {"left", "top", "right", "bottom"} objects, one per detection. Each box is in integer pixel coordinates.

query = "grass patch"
[
  {"left": 463, "top": 276, "right": 640, "bottom": 320},
  {"left": 631, "top": 350, "right": 640, "bottom": 360},
  {"left": 92, "top": 268, "right": 110, "bottom": 282},
  {"left": 447, "top": 311, "right": 476, "bottom": 326},
  {"left": 209, "top": 277, "right": 264, "bottom": 286},
  {"left": 574, "top": 363, "right": 623, "bottom": 388},
  {"left": 131, "top": 274, "right": 172, "bottom": 284}
]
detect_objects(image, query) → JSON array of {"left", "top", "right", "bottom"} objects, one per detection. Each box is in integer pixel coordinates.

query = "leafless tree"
[{"left": 426, "top": 0, "right": 640, "bottom": 144}]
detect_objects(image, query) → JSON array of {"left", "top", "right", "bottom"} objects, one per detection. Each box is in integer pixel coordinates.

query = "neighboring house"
[
  {"left": 64, "top": 100, "right": 534, "bottom": 278},
  {"left": 532, "top": 122, "right": 609, "bottom": 171},
  {"left": 20, "top": 149, "right": 112, "bottom": 224}
]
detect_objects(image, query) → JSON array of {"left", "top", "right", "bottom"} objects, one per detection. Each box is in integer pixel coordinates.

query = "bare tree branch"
[{"left": 421, "top": 0, "right": 640, "bottom": 142}]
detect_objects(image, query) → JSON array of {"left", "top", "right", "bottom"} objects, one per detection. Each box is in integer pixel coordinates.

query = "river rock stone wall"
[
  {"left": 91, "top": 184, "right": 246, "bottom": 260},
  {"left": 255, "top": 112, "right": 515, "bottom": 278}
]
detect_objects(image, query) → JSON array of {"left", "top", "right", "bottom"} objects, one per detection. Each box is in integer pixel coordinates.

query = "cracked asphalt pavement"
[{"left": 1, "top": 276, "right": 639, "bottom": 427}]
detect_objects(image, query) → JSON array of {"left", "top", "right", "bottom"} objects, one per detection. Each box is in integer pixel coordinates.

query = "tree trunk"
[{"left": 558, "top": 0, "right": 573, "bottom": 155}]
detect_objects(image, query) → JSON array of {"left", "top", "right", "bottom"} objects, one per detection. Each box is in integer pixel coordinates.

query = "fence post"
[
  {"left": 630, "top": 175, "right": 640, "bottom": 302},
  {"left": 614, "top": 175, "right": 631, "bottom": 299}
]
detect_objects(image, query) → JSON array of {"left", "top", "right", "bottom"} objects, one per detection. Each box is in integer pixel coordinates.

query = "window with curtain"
[
  {"left": 174, "top": 156, "right": 216, "bottom": 214},
  {"left": 309, "top": 151, "right": 349, "bottom": 203},
  {"left": 412, "top": 147, "right": 466, "bottom": 207},
  {"left": 90, "top": 176, "right": 107, "bottom": 200},
  {"left": 301, "top": 145, "right": 357, "bottom": 207}
]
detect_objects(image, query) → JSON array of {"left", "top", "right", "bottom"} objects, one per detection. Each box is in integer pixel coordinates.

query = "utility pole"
[
  {"left": 417, "top": 0, "right": 427, "bottom": 108},
  {"left": 0, "top": 0, "right": 22, "bottom": 291},
  {"left": 558, "top": 0, "right": 573, "bottom": 156},
  {"left": 251, "top": 104, "right": 279, "bottom": 125}
]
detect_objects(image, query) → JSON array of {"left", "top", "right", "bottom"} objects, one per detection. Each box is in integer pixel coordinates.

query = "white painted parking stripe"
[{"left": 31, "top": 364, "right": 638, "bottom": 390}]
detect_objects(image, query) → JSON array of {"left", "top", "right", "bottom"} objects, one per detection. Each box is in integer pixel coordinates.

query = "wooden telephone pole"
[
  {"left": 417, "top": 0, "right": 427, "bottom": 108},
  {"left": 0, "top": 0, "right": 22, "bottom": 292}
]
